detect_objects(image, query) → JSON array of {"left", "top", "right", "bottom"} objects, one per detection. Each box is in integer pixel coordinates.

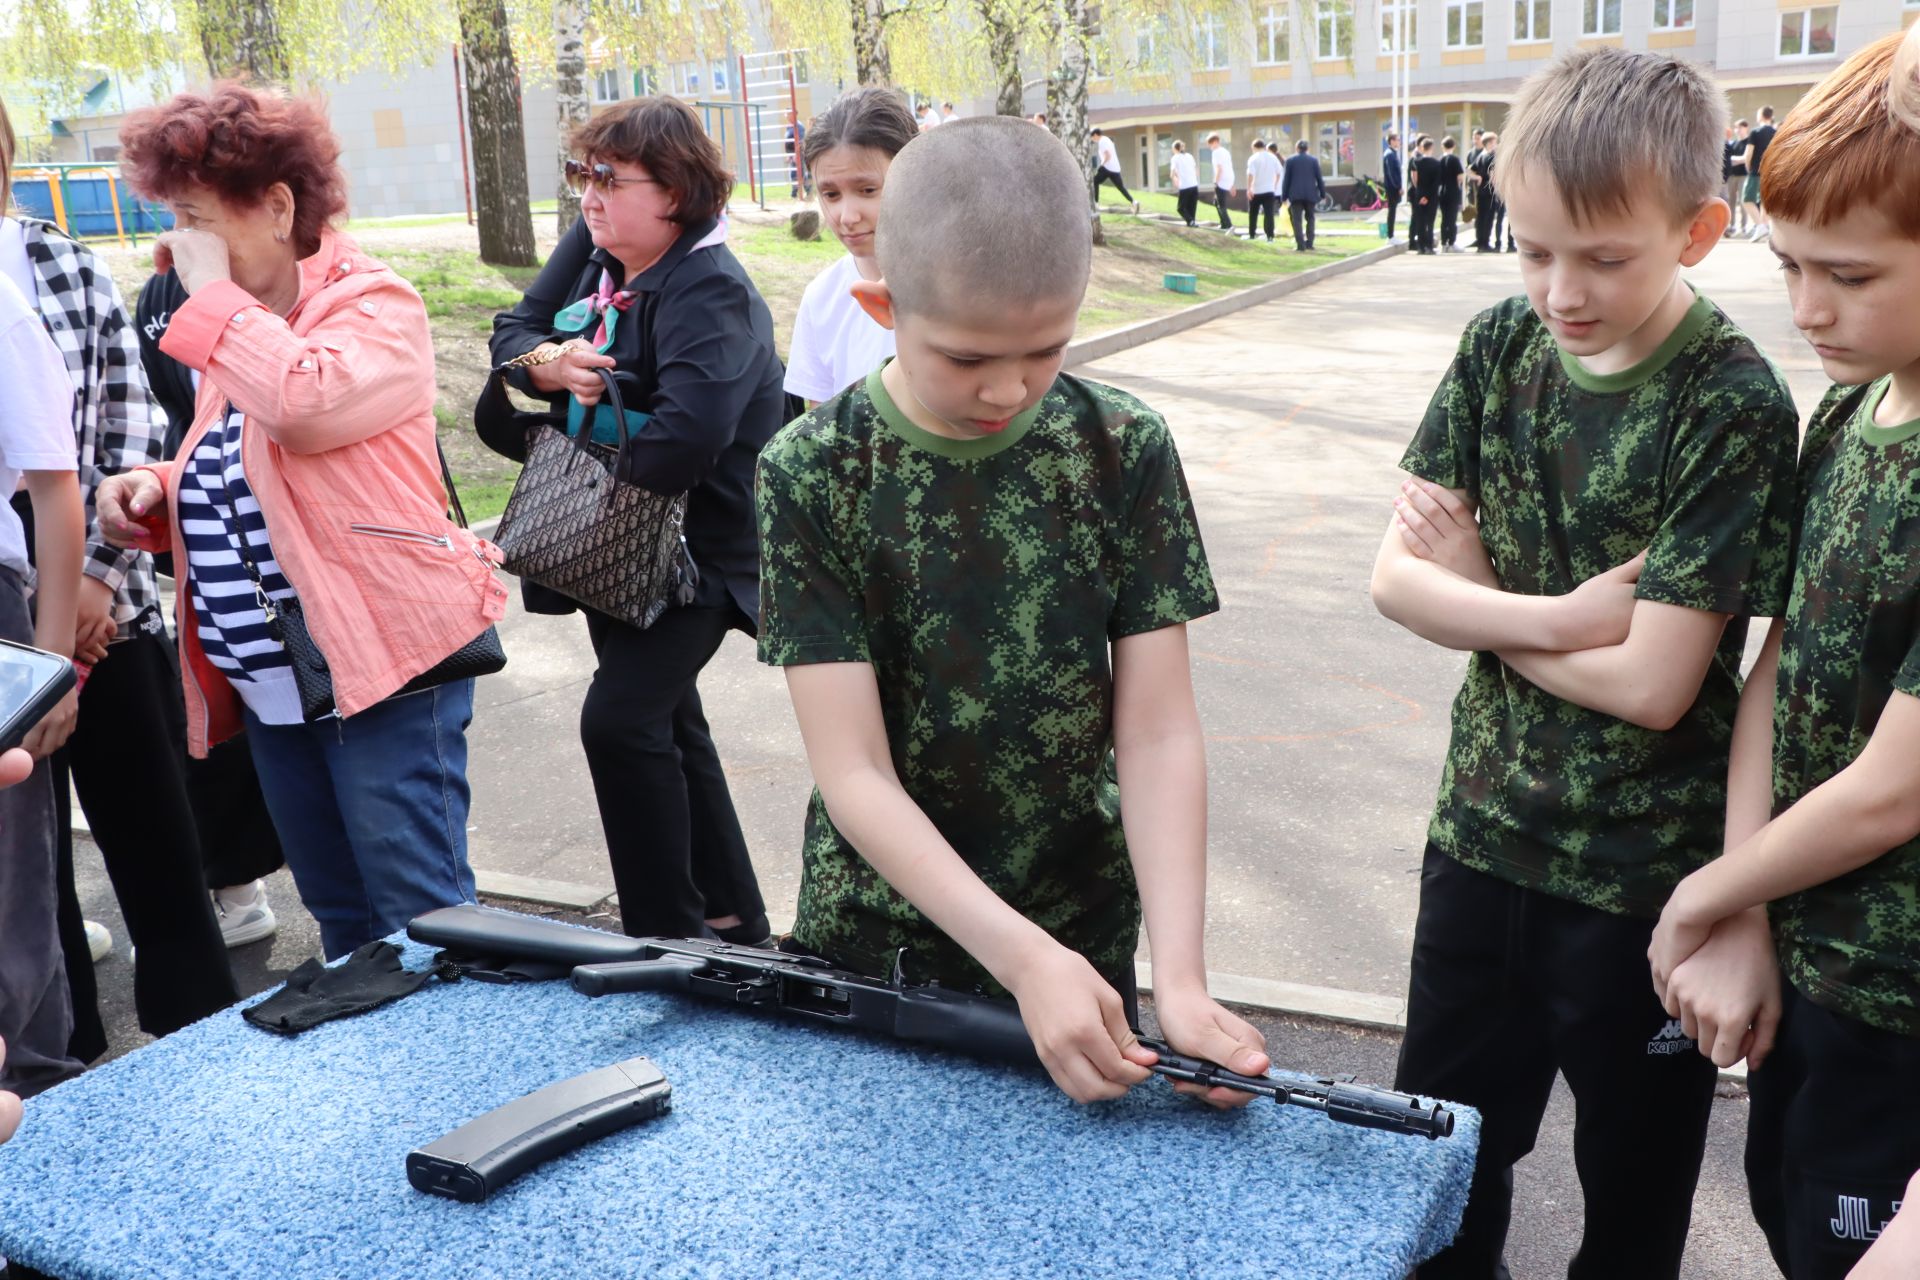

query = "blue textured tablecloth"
[{"left": 0, "top": 934, "right": 1477, "bottom": 1279}]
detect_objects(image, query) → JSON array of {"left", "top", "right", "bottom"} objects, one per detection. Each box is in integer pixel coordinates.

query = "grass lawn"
[{"left": 93, "top": 203, "right": 1377, "bottom": 522}]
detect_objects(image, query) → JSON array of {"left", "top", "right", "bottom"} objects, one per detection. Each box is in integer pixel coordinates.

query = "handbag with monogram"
[
  {"left": 489, "top": 365, "right": 694, "bottom": 632},
  {"left": 212, "top": 414, "right": 506, "bottom": 722}
]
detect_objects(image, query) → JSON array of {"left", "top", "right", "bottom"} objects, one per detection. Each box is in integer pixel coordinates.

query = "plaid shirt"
[{"left": 19, "top": 218, "right": 164, "bottom": 629}]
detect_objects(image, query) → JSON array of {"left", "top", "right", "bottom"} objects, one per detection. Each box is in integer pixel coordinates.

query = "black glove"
[{"left": 243, "top": 941, "right": 443, "bottom": 1035}]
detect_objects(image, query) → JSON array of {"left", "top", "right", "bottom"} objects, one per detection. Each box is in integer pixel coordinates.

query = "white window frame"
[
  {"left": 1380, "top": 0, "right": 1417, "bottom": 53},
  {"left": 1777, "top": 5, "right": 1837, "bottom": 57},
  {"left": 1651, "top": 0, "right": 1693, "bottom": 30},
  {"left": 1137, "top": 17, "right": 1169, "bottom": 71},
  {"left": 1512, "top": 0, "right": 1550, "bottom": 41},
  {"left": 1256, "top": 3, "right": 1292, "bottom": 63},
  {"left": 1195, "top": 11, "right": 1230, "bottom": 68},
  {"left": 1444, "top": 0, "right": 1483, "bottom": 47},
  {"left": 1315, "top": 0, "right": 1349, "bottom": 59},
  {"left": 1582, "top": 0, "right": 1621, "bottom": 35},
  {"left": 593, "top": 68, "right": 621, "bottom": 102}
]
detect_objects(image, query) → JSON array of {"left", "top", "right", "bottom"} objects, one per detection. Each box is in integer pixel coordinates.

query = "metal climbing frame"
[{"left": 737, "top": 49, "right": 806, "bottom": 201}]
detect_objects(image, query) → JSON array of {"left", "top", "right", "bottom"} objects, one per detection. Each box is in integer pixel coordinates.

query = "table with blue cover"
[{"left": 0, "top": 935, "right": 1479, "bottom": 1279}]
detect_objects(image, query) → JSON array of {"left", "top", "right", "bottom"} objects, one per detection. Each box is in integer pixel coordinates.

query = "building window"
[
  {"left": 1316, "top": 0, "right": 1350, "bottom": 58},
  {"left": 1652, "top": 0, "right": 1693, "bottom": 28},
  {"left": 1778, "top": 5, "right": 1837, "bottom": 56},
  {"left": 1195, "top": 12, "right": 1229, "bottom": 68},
  {"left": 1257, "top": 3, "right": 1292, "bottom": 62},
  {"left": 1138, "top": 17, "right": 1170, "bottom": 71},
  {"left": 1380, "top": 0, "right": 1417, "bottom": 53},
  {"left": 593, "top": 68, "right": 621, "bottom": 102},
  {"left": 1318, "top": 118, "right": 1354, "bottom": 176},
  {"left": 1513, "top": 0, "right": 1550, "bottom": 40},
  {"left": 711, "top": 62, "right": 728, "bottom": 92},
  {"left": 1582, "top": 0, "right": 1621, "bottom": 34},
  {"left": 1445, "top": 0, "right": 1484, "bottom": 46}
]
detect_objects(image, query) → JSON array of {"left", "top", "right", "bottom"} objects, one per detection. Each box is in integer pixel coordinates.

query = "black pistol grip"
[
  {"left": 893, "top": 988, "right": 1038, "bottom": 1066},
  {"left": 572, "top": 955, "right": 707, "bottom": 997}
]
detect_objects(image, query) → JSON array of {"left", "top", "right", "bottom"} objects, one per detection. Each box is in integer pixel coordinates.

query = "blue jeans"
[{"left": 244, "top": 681, "right": 478, "bottom": 960}]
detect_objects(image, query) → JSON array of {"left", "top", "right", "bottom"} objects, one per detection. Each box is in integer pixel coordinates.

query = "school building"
[{"left": 1084, "top": 0, "right": 1909, "bottom": 194}]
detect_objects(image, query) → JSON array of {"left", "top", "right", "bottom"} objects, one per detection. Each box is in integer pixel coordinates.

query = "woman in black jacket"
[{"left": 489, "top": 97, "right": 781, "bottom": 944}]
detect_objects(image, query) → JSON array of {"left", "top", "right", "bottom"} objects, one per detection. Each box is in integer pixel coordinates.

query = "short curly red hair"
[{"left": 119, "top": 82, "right": 348, "bottom": 256}]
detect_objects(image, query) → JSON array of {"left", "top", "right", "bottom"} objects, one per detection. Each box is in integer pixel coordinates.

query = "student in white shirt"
[
  {"left": 1244, "top": 138, "right": 1282, "bottom": 242},
  {"left": 0, "top": 267, "right": 87, "bottom": 1104},
  {"left": 1090, "top": 127, "right": 1138, "bottom": 211},
  {"left": 916, "top": 103, "right": 940, "bottom": 132},
  {"left": 941, "top": 102, "right": 960, "bottom": 124},
  {"left": 1170, "top": 140, "right": 1200, "bottom": 226},
  {"left": 1208, "top": 132, "right": 1235, "bottom": 231},
  {"left": 785, "top": 88, "right": 918, "bottom": 407}
]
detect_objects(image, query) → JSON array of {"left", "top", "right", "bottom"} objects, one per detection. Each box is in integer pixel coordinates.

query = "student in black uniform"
[
  {"left": 1409, "top": 137, "right": 1443, "bottom": 255},
  {"left": 1437, "top": 136, "right": 1466, "bottom": 252}
]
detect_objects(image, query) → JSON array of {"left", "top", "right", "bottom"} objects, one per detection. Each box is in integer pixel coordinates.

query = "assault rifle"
[{"left": 408, "top": 904, "right": 1454, "bottom": 1140}]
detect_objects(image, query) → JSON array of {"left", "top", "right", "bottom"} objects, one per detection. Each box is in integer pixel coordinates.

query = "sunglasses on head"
[{"left": 563, "top": 159, "right": 661, "bottom": 194}]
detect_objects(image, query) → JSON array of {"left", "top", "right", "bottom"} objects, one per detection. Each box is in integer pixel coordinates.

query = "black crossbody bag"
[{"left": 211, "top": 411, "right": 505, "bottom": 722}]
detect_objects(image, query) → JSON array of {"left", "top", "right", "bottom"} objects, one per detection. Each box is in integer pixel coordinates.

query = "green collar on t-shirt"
[
  {"left": 1853, "top": 376, "right": 1920, "bottom": 447},
  {"left": 1556, "top": 287, "right": 1714, "bottom": 394},
  {"left": 866, "top": 361, "right": 1042, "bottom": 459}
]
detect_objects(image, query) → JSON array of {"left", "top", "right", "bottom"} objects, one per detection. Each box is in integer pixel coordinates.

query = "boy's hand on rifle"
[
  {"left": 1007, "top": 943, "right": 1154, "bottom": 1104},
  {"left": 1394, "top": 478, "right": 1497, "bottom": 587},
  {"left": 1659, "top": 907, "right": 1781, "bottom": 1069},
  {"left": 1148, "top": 987, "right": 1270, "bottom": 1110}
]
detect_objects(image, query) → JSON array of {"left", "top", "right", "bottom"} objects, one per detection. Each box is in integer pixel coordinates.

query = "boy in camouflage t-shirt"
[
  {"left": 1370, "top": 51, "right": 1799, "bottom": 1278},
  {"left": 756, "top": 117, "right": 1271, "bottom": 1108},
  {"left": 1648, "top": 35, "right": 1920, "bottom": 1277}
]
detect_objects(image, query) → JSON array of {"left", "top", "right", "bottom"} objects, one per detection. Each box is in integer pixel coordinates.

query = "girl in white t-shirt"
[{"left": 784, "top": 88, "right": 919, "bottom": 407}]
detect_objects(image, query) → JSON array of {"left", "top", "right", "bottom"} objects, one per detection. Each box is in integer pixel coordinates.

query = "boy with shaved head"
[
  {"left": 1371, "top": 48, "right": 1800, "bottom": 1278},
  {"left": 755, "top": 117, "right": 1270, "bottom": 1106}
]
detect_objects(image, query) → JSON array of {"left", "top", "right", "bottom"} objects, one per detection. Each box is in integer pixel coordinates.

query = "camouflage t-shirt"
[
  {"left": 1773, "top": 379, "right": 1920, "bottom": 1037},
  {"left": 1401, "top": 291, "right": 1799, "bottom": 916},
  {"left": 755, "top": 366, "right": 1219, "bottom": 992}
]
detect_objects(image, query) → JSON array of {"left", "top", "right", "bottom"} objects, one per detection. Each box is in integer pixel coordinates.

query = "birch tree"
[{"left": 552, "top": 0, "right": 589, "bottom": 231}]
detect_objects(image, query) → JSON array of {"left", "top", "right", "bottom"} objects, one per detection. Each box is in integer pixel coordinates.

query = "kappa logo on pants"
[{"left": 1646, "top": 1018, "right": 1696, "bottom": 1056}]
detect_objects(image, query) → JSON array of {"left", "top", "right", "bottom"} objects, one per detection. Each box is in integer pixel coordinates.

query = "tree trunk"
[
  {"left": 1047, "top": 0, "right": 1092, "bottom": 184},
  {"left": 983, "top": 5, "right": 1025, "bottom": 115},
  {"left": 460, "top": 0, "right": 537, "bottom": 267},
  {"left": 199, "top": 0, "right": 290, "bottom": 84},
  {"left": 851, "top": 0, "right": 893, "bottom": 85},
  {"left": 553, "top": 0, "right": 590, "bottom": 233}
]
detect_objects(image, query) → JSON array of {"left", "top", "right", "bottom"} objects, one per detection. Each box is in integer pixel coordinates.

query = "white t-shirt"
[
  {"left": 783, "top": 254, "right": 898, "bottom": 404},
  {"left": 0, "top": 219, "right": 35, "bottom": 305},
  {"left": 0, "top": 273, "right": 79, "bottom": 580},
  {"left": 1170, "top": 151, "right": 1199, "bottom": 189},
  {"left": 1211, "top": 146, "right": 1234, "bottom": 188},
  {"left": 1097, "top": 136, "right": 1121, "bottom": 173},
  {"left": 1246, "top": 150, "right": 1282, "bottom": 196},
  {"left": 942, "top": 110, "right": 960, "bottom": 123}
]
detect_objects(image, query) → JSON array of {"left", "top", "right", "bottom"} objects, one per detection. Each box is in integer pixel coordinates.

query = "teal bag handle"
[{"left": 565, "top": 395, "right": 652, "bottom": 449}]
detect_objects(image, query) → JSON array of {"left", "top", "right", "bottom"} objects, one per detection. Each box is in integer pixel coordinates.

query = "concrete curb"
[
  {"left": 472, "top": 868, "right": 1750, "bottom": 1084},
  {"left": 1062, "top": 241, "right": 1406, "bottom": 371}
]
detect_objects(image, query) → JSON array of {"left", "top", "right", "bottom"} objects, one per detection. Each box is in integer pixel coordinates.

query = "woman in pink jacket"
[{"left": 96, "top": 84, "right": 508, "bottom": 960}]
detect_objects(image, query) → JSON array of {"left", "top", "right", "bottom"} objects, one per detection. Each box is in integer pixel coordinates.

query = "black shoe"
[{"left": 712, "top": 914, "right": 775, "bottom": 949}]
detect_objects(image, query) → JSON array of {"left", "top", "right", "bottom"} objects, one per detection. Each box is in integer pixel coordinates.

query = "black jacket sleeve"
[
  {"left": 134, "top": 270, "right": 197, "bottom": 458},
  {"left": 489, "top": 216, "right": 597, "bottom": 392},
  {"left": 620, "top": 266, "right": 776, "bottom": 495}
]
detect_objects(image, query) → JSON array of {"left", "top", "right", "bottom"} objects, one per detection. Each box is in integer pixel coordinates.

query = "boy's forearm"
[
  {"left": 1723, "top": 621, "right": 1783, "bottom": 852},
  {"left": 1372, "top": 550, "right": 1573, "bottom": 652},
  {"left": 816, "top": 765, "right": 1058, "bottom": 986},
  {"left": 24, "top": 475, "right": 83, "bottom": 657},
  {"left": 1497, "top": 602, "right": 1726, "bottom": 731},
  {"left": 1114, "top": 720, "right": 1210, "bottom": 995}
]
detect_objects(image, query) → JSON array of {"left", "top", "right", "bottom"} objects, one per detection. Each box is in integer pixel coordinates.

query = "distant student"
[
  {"left": 1722, "top": 120, "right": 1751, "bottom": 238},
  {"left": 1408, "top": 137, "right": 1442, "bottom": 255},
  {"left": 1382, "top": 131, "right": 1404, "bottom": 240},
  {"left": 785, "top": 88, "right": 915, "bottom": 408},
  {"left": 758, "top": 117, "right": 1271, "bottom": 1107},
  {"left": 1647, "top": 29, "right": 1920, "bottom": 1280},
  {"left": 1280, "top": 139, "right": 1324, "bottom": 251},
  {"left": 1372, "top": 48, "right": 1798, "bottom": 1278},
  {"left": 916, "top": 103, "right": 939, "bottom": 132},
  {"left": 1243, "top": 139, "right": 1281, "bottom": 242},
  {"left": 1437, "top": 135, "right": 1466, "bottom": 252},
  {"left": 1208, "top": 131, "right": 1234, "bottom": 231},
  {"left": 1090, "top": 127, "right": 1136, "bottom": 211},
  {"left": 1740, "top": 105, "right": 1776, "bottom": 239},
  {"left": 941, "top": 101, "right": 960, "bottom": 124},
  {"left": 1169, "top": 139, "right": 1200, "bottom": 226}
]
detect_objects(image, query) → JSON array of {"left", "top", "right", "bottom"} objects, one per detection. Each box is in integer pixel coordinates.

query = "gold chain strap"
[{"left": 501, "top": 339, "right": 585, "bottom": 371}]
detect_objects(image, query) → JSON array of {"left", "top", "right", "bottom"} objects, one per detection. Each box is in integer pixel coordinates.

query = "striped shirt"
[{"left": 178, "top": 406, "right": 303, "bottom": 724}]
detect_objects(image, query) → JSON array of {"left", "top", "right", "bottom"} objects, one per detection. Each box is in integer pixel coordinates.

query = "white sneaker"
[
  {"left": 214, "top": 880, "right": 278, "bottom": 948},
  {"left": 84, "top": 919, "right": 112, "bottom": 962}
]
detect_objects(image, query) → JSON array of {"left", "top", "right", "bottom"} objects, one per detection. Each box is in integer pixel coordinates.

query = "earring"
[{"left": 274, "top": 230, "right": 287, "bottom": 243}]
